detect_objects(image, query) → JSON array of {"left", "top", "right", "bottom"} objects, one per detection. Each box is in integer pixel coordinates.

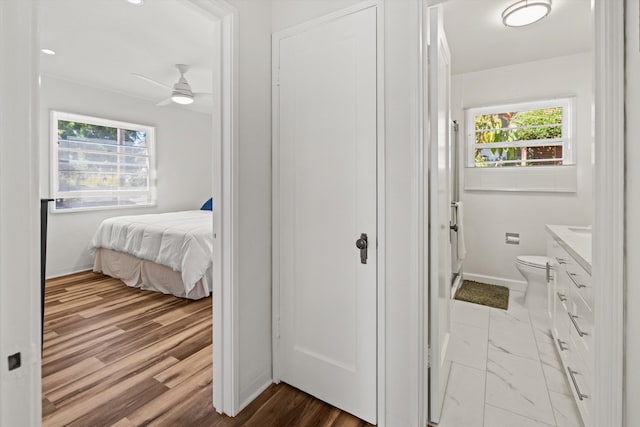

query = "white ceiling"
[
  {"left": 442, "top": 0, "right": 593, "bottom": 74},
  {"left": 39, "top": 0, "right": 217, "bottom": 114},
  {"left": 39, "top": 0, "right": 592, "bottom": 108}
]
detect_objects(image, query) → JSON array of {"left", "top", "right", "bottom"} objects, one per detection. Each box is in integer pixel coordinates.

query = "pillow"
[{"left": 200, "top": 198, "right": 213, "bottom": 211}]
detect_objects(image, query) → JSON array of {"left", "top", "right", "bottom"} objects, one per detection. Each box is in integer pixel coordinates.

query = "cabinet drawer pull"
[
  {"left": 568, "top": 367, "right": 589, "bottom": 400},
  {"left": 566, "top": 271, "right": 586, "bottom": 289},
  {"left": 568, "top": 313, "right": 589, "bottom": 337},
  {"left": 557, "top": 338, "right": 568, "bottom": 351},
  {"left": 557, "top": 292, "right": 567, "bottom": 302},
  {"left": 555, "top": 257, "right": 568, "bottom": 265}
]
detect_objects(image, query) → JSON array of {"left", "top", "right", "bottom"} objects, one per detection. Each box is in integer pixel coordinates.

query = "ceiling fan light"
[
  {"left": 126, "top": 0, "right": 144, "bottom": 5},
  {"left": 171, "top": 93, "right": 194, "bottom": 105},
  {"left": 502, "top": 0, "right": 551, "bottom": 27}
]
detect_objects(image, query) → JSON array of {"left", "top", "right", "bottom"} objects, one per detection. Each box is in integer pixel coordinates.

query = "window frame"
[
  {"left": 465, "top": 97, "right": 575, "bottom": 169},
  {"left": 50, "top": 111, "right": 157, "bottom": 213}
]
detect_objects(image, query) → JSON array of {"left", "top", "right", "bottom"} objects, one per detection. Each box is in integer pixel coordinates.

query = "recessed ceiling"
[
  {"left": 38, "top": 0, "right": 217, "bottom": 114},
  {"left": 443, "top": 0, "right": 593, "bottom": 74}
]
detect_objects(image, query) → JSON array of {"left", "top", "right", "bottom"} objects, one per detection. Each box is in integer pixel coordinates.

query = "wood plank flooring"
[{"left": 43, "top": 271, "right": 373, "bottom": 427}]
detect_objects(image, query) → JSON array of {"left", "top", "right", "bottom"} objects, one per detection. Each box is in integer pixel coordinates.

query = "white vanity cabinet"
[{"left": 546, "top": 226, "right": 593, "bottom": 427}]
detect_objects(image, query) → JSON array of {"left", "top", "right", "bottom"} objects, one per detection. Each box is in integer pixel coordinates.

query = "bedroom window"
[
  {"left": 465, "top": 98, "right": 574, "bottom": 168},
  {"left": 51, "top": 111, "right": 156, "bottom": 212}
]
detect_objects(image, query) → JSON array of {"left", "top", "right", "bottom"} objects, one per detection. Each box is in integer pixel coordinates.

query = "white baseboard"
[
  {"left": 463, "top": 272, "right": 527, "bottom": 293},
  {"left": 46, "top": 264, "right": 93, "bottom": 280},
  {"left": 237, "top": 374, "right": 272, "bottom": 416}
]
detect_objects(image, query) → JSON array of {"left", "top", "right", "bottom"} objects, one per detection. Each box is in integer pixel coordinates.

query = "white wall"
[
  {"left": 0, "top": 1, "right": 42, "bottom": 425},
  {"left": 625, "top": 0, "right": 639, "bottom": 424},
  {"left": 40, "top": 75, "right": 213, "bottom": 278},
  {"left": 225, "top": 0, "right": 274, "bottom": 408},
  {"left": 382, "top": 1, "right": 421, "bottom": 425},
  {"left": 453, "top": 53, "right": 594, "bottom": 286},
  {"left": 271, "top": 2, "right": 422, "bottom": 425},
  {"left": 271, "top": 0, "right": 361, "bottom": 29}
]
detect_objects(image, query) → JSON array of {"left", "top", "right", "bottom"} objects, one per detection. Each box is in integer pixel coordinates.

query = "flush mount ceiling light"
[
  {"left": 502, "top": 0, "right": 552, "bottom": 27},
  {"left": 126, "top": 0, "right": 144, "bottom": 5},
  {"left": 41, "top": 48, "right": 56, "bottom": 55}
]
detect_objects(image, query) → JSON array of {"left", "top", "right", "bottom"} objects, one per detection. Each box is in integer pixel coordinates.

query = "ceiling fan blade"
[
  {"left": 156, "top": 98, "right": 173, "bottom": 107},
  {"left": 193, "top": 92, "right": 212, "bottom": 99},
  {"left": 132, "top": 73, "right": 172, "bottom": 90}
]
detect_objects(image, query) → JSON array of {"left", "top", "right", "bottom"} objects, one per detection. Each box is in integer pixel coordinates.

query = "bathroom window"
[
  {"left": 50, "top": 111, "right": 156, "bottom": 212},
  {"left": 465, "top": 98, "right": 574, "bottom": 168}
]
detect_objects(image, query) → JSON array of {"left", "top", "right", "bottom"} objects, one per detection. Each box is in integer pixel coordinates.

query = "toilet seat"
[{"left": 516, "top": 255, "right": 548, "bottom": 269}]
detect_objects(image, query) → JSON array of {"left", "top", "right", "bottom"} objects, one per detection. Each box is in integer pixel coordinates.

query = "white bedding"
[{"left": 89, "top": 210, "right": 213, "bottom": 294}]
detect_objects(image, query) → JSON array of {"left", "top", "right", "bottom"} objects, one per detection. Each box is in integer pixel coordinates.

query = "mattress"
[{"left": 89, "top": 210, "right": 213, "bottom": 298}]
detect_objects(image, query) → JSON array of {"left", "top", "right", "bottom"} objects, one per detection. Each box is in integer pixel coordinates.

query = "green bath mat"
[{"left": 454, "top": 280, "right": 509, "bottom": 310}]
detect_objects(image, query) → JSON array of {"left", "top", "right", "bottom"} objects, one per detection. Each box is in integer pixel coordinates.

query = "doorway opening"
[
  {"left": 37, "top": 0, "right": 238, "bottom": 423},
  {"left": 419, "top": 1, "right": 622, "bottom": 426}
]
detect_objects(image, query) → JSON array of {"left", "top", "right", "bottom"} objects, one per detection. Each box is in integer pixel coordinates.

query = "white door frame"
[
  {"left": 416, "top": 2, "right": 435, "bottom": 424},
  {"left": 0, "top": 0, "right": 241, "bottom": 423},
  {"left": 592, "top": 1, "right": 624, "bottom": 425},
  {"left": 184, "top": 0, "right": 240, "bottom": 416},
  {"left": 0, "top": 1, "right": 41, "bottom": 426},
  {"left": 271, "top": 1, "right": 386, "bottom": 424},
  {"left": 417, "top": 1, "right": 625, "bottom": 425}
]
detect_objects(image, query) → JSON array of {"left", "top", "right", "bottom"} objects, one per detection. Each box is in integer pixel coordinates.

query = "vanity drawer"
[
  {"left": 565, "top": 352, "right": 592, "bottom": 426},
  {"left": 553, "top": 244, "right": 593, "bottom": 309},
  {"left": 549, "top": 242, "right": 569, "bottom": 272},
  {"left": 552, "top": 290, "right": 571, "bottom": 359},
  {"left": 567, "top": 288, "right": 594, "bottom": 369},
  {"left": 564, "top": 261, "right": 593, "bottom": 309},
  {"left": 551, "top": 243, "right": 573, "bottom": 269},
  {"left": 546, "top": 229, "right": 592, "bottom": 427},
  {"left": 551, "top": 317, "right": 592, "bottom": 426},
  {"left": 552, "top": 316, "right": 592, "bottom": 427}
]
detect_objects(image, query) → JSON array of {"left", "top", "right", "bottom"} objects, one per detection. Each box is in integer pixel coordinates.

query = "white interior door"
[
  {"left": 275, "top": 6, "right": 378, "bottom": 424},
  {"left": 427, "top": 5, "right": 452, "bottom": 425}
]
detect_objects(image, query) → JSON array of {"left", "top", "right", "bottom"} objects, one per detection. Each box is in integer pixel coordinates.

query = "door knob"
[{"left": 355, "top": 233, "right": 368, "bottom": 264}]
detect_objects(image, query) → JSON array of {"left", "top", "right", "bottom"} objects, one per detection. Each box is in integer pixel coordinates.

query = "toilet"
[{"left": 515, "top": 255, "right": 550, "bottom": 310}]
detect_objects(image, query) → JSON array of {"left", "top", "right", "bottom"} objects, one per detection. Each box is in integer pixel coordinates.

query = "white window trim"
[
  {"left": 465, "top": 97, "right": 575, "bottom": 168},
  {"left": 463, "top": 97, "right": 577, "bottom": 193},
  {"left": 50, "top": 110, "right": 157, "bottom": 213}
]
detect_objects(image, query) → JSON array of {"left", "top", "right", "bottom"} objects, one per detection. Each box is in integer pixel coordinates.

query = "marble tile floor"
[{"left": 438, "top": 290, "right": 584, "bottom": 427}]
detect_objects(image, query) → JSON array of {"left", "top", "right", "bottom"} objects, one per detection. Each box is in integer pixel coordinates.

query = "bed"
[{"left": 89, "top": 210, "right": 213, "bottom": 300}]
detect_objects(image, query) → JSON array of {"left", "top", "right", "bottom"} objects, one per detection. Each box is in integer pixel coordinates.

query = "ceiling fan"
[{"left": 132, "top": 64, "right": 210, "bottom": 106}]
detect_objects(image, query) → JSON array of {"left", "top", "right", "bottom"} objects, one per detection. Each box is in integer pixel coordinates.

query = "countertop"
[{"left": 546, "top": 224, "right": 592, "bottom": 275}]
